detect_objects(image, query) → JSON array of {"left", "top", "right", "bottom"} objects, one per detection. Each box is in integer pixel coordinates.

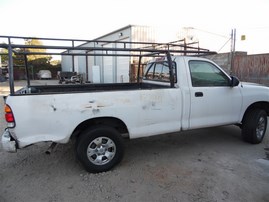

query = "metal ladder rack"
[{"left": 0, "top": 35, "right": 217, "bottom": 94}]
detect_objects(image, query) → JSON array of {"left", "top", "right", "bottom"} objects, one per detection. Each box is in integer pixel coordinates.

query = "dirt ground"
[{"left": 0, "top": 81, "right": 269, "bottom": 202}]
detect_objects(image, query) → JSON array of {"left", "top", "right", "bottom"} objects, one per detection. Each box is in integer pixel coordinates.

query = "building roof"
[{"left": 94, "top": 25, "right": 150, "bottom": 40}]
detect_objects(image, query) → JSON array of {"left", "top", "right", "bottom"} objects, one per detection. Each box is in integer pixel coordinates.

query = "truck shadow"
[{"left": 121, "top": 125, "right": 266, "bottom": 167}]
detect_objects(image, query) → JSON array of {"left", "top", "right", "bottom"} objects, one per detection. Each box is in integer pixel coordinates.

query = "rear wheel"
[
  {"left": 76, "top": 126, "right": 124, "bottom": 173},
  {"left": 242, "top": 109, "right": 267, "bottom": 144}
]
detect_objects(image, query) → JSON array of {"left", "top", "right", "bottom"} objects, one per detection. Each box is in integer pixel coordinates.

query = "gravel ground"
[{"left": 0, "top": 83, "right": 269, "bottom": 202}]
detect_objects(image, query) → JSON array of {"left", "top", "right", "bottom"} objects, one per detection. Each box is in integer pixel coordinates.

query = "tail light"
[{"left": 5, "top": 104, "right": 15, "bottom": 128}]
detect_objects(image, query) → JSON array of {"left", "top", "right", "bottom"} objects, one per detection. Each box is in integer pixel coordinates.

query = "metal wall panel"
[
  {"left": 61, "top": 25, "right": 159, "bottom": 83},
  {"left": 102, "top": 43, "right": 113, "bottom": 83},
  {"left": 61, "top": 55, "right": 73, "bottom": 72},
  {"left": 115, "top": 38, "right": 130, "bottom": 83}
]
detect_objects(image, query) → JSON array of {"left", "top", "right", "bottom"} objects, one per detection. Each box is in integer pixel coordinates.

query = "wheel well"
[
  {"left": 71, "top": 117, "right": 129, "bottom": 140},
  {"left": 242, "top": 101, "right": 269, "bottom": 122}
]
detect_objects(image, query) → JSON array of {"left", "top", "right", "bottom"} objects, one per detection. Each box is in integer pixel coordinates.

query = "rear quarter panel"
[{"left": 7, "top": 88, "right": 182, "bottom": 148}]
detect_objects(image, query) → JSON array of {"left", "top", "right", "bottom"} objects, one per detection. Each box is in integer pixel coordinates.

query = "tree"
[
  {"left": 1, "top": 39, "right": 61, "bottom": 79},
  {"left": 0, "top": 48, "right": 8, "bottom": 65},
  {"left": 0, "top": 47, "right": 24, "bottom": 67},
  {"left": 24, "top": 39, "right": 52, "bottom": 62}
]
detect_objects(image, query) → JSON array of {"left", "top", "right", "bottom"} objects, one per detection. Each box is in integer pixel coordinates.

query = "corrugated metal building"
[{"left": 61, "top": 25, "right": 156, "bottom": 83}]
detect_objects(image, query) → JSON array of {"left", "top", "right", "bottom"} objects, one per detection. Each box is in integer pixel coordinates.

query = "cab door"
[{"left": 187, "top": 59, "right": 242, "bottom": 129}]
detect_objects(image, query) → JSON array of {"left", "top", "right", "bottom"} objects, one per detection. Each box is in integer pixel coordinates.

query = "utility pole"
[{"left": 230, "top": 28, "right": 236, "bottom": 74}]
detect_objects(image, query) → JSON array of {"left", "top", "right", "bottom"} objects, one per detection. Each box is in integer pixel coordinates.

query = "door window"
[{"left": 189, "top": 60, "right": 230, "bottom": 87}]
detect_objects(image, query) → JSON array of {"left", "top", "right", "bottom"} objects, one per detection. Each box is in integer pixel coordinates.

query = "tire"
[
  {"left": 242, "top": 109, "right": 268, "bottom": 144},
  {"left": 76, "top": 126, "right": 124, "bottom": 173}
]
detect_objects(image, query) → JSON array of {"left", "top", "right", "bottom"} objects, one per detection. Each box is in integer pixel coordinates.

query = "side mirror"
[{"left": 230, "top": 76, "right": 240, "bottom": 87}]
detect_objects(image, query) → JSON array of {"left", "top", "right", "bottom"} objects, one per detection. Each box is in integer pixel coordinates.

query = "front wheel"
[
  {"left": 242, "top": 109, "right": 268, "bottom": 144},
  {"left": 76, "top": 126, "right": 124, "bottom": 173}
]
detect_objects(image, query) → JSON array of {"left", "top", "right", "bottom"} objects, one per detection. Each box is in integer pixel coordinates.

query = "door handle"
[{"left": 195, "top": 92, "right": 203, "bottom": 97}]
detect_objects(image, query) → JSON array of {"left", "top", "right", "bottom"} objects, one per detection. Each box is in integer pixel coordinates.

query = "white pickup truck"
[{"left": 1, "top": 38, "right": 269, "bottom": 173}]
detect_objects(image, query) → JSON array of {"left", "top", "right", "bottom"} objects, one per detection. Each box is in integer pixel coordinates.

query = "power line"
[
  {"left": 217, "top": 38, "right": 231, "bottom": 53},
  {"left": 192, "top": 27, "right": 230, "bottom": 39}
]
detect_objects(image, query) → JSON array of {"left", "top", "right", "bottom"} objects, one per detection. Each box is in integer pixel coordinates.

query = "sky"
[{"left": 0, "top": 0, "right": 269, "bottom": 54}]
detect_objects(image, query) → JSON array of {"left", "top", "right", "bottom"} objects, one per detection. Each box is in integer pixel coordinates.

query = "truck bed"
[{"left": 15, "top": 82, "right": 170, "bottom": 95}]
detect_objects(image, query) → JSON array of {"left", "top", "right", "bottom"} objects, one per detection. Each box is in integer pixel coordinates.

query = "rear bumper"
[{"left": 1, "top": 129, "right": 17, "bottom": 152}]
